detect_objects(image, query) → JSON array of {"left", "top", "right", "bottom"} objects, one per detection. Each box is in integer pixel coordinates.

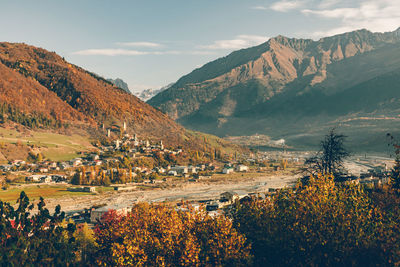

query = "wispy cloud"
[
  {"left": 72, "top": 49, "right": 149, "bottom": 56},
  {"left": 72, "top": 48, "right": 216, "bottom": 56},
  {"left": 251, "top": 6, "right": 268, "bottom": 10},
  {"left": 115, "top": 41, "right": 162, "bottom": 48},
  {"left": 254, "top": 0, "right": 399, "bottom": 38},
  {"left": 252, "top": 0, "right": 307, "bottom": 13},
  {"left": 198, "top": 35, "right": 269, "bottom": 50},
  {"left": 270, "top": 0, "right": 306, "bottom": 12},
  {"left": 318, "top": 0, "right": 342, "bottom": 9},
  {"left": 302, "top": 7, "right": 361, "bottom": 19},
  {"left": 302, "top": 0, "right": 400, "bottom": 38}
]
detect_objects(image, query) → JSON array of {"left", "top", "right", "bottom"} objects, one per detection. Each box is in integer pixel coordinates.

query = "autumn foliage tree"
[
  {"left": 94, "top": 203, "right": 251, "bottom": 266},
  {"left": 231, "top": 175, "right": 400, "bottom": 266}
]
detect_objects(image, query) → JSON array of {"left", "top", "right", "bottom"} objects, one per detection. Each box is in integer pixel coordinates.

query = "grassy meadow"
[{"left": 0, "top": 128, "right": 94, "bottom": 162}]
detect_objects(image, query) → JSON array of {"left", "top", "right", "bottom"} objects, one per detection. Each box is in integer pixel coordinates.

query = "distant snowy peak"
[{"left": 135, "top": 83, "right": 173, "bottom": 101}]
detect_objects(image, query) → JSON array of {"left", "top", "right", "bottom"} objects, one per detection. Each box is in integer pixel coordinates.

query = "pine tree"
[
  {"left": 71, "top": 172, "right": 81, "bottom": 185},
  {"left": 304, "top": 129, "right": 350, "bottom": 177},
  {"left": 391, "top": 154, "right": 400, "bottom": 189}
]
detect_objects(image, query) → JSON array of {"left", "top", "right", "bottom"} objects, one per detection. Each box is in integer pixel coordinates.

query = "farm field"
[{"left": 0, "top": 184, "right": 96, "bottom": 203}]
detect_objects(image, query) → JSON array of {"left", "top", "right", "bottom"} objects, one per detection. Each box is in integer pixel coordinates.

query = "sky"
[{"left": 1, "top": 0, "right": 399, "bottom": 92}]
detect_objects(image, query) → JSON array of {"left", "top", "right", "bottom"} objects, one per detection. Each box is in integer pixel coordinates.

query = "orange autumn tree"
[
  {"left": 94, "top": 203, "right": 251, "bottom": 266},
  {"left": 232, "top": 175, "right": 400, "bottom": 266}
]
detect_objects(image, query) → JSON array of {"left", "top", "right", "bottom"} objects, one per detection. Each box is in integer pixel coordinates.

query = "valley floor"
[
  {"left": 4, "top": 153, "right": 393, "bottom": 215},
  {"left": 41, "top": 172, "right": 299, "bottom": 213}
]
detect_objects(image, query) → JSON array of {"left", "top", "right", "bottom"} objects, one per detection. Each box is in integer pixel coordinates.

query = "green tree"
[
  {"left": 391, "top": 155, "right": 400, "bottom": 189},
  {"left": 71, "top": 171, "right": 82, "bottom": 185},
  {"left": 387, "top": 133, "right": 400, "bottom": 189},
  {"left": 149, "top": 172, "right": 159, "bottom": 183},
  {"left": 0, "top": 192, "right": 77, "bottom": 265},
  {"left": 74, "top": 223, "right": 98, "bottom": 264}
]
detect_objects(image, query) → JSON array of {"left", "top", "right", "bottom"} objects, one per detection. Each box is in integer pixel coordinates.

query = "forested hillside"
[{"left": 0, "top": 42, "right": 243, "bottom": 153}]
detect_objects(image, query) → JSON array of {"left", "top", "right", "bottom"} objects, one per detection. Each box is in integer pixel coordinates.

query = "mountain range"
[{"left": 148, "top": 28, "right": 400, "bottom": 151}]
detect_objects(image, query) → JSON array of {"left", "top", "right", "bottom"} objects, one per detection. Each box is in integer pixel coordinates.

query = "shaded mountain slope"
[
  {"left": 176, "top": 42, "right": 400, "bottom": 133},
  {"left": 184, "top": 61, "right": 400, "bottom": 152}
]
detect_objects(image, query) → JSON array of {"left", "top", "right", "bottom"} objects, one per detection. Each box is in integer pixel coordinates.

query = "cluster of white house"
[
  {"left": 166, "top": 165, "right": 205, "bottom": 176},
  {"left": 0, "top": 158, "right": 90, "bottom": 173},
  {"left": 26, "top": 174, "right": 67, "bottom": 183},
  {"left": 222, "top": 164, "right": 249, "bottom": 174}
]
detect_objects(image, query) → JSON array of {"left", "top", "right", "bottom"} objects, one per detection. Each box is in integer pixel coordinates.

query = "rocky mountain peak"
[
  {"left": 269, "top": 35, "right": 313, "bottom": 51},
  {"left": 149, "top": 28, "right": 400, "bottom": 139}
]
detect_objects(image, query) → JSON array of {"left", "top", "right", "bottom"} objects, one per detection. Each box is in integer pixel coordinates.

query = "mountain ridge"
[
  {"left": 148, "top": 28, "right": 400, "bottom": 151},
  {"left": 149, "top": 28, "right": 400, "bottom": 120}
]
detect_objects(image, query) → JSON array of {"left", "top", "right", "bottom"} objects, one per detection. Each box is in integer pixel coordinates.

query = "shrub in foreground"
[{"left": 0, "top": 192, "right": 77, "bottom": 265}]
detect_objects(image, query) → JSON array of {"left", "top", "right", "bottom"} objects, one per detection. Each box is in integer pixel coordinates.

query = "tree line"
[{"left": 0, "top": 102, "right": 63, "bottom": 129}]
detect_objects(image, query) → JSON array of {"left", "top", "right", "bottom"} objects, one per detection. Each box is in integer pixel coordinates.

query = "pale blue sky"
[{"left": 1, "top": 0, "right": 399, "bottom": 92}]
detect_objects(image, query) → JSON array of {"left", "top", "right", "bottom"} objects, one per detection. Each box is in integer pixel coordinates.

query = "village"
[
  {"left": 0, "top": 125, "right": 267, "bottom": 222},
  {"left": 0, "top": 124, "right": 394, "bottom": 227}
]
